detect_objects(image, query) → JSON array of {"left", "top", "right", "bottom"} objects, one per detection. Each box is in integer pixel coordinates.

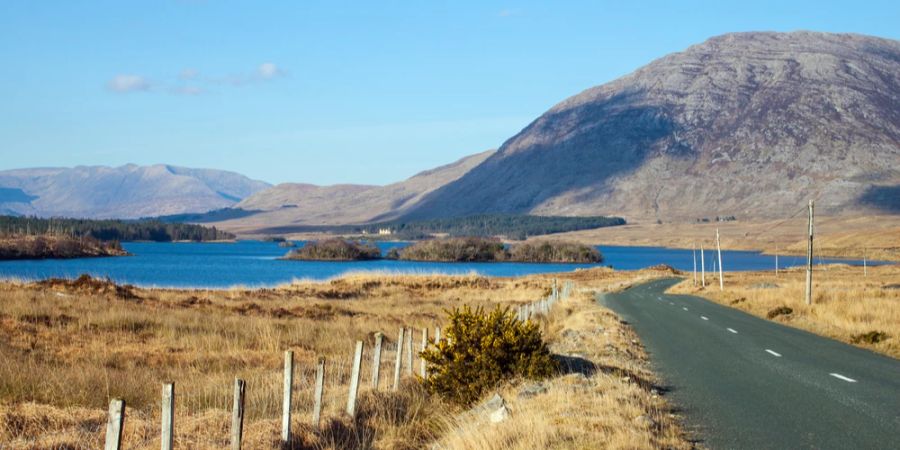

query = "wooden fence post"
[
  {"left": 434, "top": 326, "right": 441, "bottom": 343},
  {"left": 231, "top": 378, "right": 246, "bottom": 450},
  {"left": 282, "top": 350, "right": 294, "bottom": 444},
  {"left": 312, "top": 357, "right": 325, "bottom": 428},
  {"left": 161, "top": 383, "right": 174, "bottom": 450},
  {"left": 371, "top": 332, "right": 384, "bottom": 389},
  {"left": 393, "top": 328, "right": 404, "bottom": 390},
  {"left": 346, "top": 341, "right": 364, "bottom": 417},
  {"left": 405, "top": 330, "right": 413, "bottom": 375},
  {"left": 420, "top": 328, "right": 428, "bottom": 378},
  {"left": 104, "top": 398, "right": 125, "bottom": 450}
]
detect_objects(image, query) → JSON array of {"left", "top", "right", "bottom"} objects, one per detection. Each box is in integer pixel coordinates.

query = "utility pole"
[
  {"left": 716, "top": 228, "right": 724, "bottom": 290},
  {"left": 805, "top": 200, "right": 814, "bottom": 306},
  {"left": 692, "top": 245, "right": 697, "bottom": 286},
  {"left": 863, "top": 248, "right": 867, "bottom": 277},
  {"left": 775, "top": 243, "right": 779, "bottom": 277},
  {"left": 700, "top": 244, "right": 706, "bottom": 288}
]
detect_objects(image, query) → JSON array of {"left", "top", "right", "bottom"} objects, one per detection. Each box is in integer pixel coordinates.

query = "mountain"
[
  {"left": 209, "top": 150, "right": 494, "bottom": 232},
  {"left": 0, "top": 164, "right": 271, "bottom": 219},
  {"left": 399, "top": 31, "right": 900, "bottom": 222}
]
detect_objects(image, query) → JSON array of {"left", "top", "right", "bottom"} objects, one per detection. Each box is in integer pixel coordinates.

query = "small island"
[
  {"left": 284, "top": 238, "right": 381, "bottom": 261},
  {"left": 0, "top": 235, "right": 129, "bottom": 260},
  {"left": 389, "top": 236, "right": 603, "bottom": 263}
]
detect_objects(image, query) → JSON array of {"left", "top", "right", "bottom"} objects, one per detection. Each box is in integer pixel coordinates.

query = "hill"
[
  {"left": 0, "top": 164, "right": 270, "bottom": 219},
  {"left": 209, "top": 150, "right": 494, "bottom": 233},
  {"left": 401, "top": 31, "right": 900, "bottom": 222}
]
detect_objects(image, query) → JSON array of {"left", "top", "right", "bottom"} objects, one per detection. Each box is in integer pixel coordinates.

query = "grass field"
[
  {"left": 0, "top": 268, "right": 690, "bottom": 449},
  {"left": 668, "top": 264, "right": 900, "bottom": 358}
]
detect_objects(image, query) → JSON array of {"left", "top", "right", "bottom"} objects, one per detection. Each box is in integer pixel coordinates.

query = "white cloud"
[
  {"left": 106, "top": 74, "right": 151, "bottom": 93},
  {"left": 257, "top": 62, "right": 283, "bottom": 79}
]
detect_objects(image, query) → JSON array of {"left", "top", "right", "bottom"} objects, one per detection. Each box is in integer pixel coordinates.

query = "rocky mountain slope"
[
  {"left": 400, "top": 31, "right": 900, "bottom": 222},
  {"left": 0, "top": 164, "right": 270, "bottom": 219},
  {"left": 210, "top": 150, "right": 494, "bottom": 232}
]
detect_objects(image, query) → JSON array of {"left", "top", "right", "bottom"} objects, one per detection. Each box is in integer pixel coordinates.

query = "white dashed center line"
[
  {"left": 669, "top": 302, "right": 674, "bottom": 306},
  {"left": 701, "top": 316, "right": 709, "bottom": 321},
  {"left": 682, "top": 307, "right": 689, "bottom": 311},
  {"left": 765, "top": 349, "right": 782, "bottom": 357},
  {"left": 830, "top": 373, "right": 857, "bottom": 383},
  {"left": 727, "top": 328, "right": 738, "bottom": 334}
]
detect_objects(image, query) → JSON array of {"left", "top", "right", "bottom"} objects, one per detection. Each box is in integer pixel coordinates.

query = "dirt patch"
[
  {"left": 36, "top": 274, "right": 140, "bottom": 300},
  {"left": 766, "top": 306, "right": 793, "bottom": 319},
  {"left": 851, "top": 331, "right": 890, "bottom": 344},
  {"left": 18, "top": 314, "right": 75, "bottom": 328}
]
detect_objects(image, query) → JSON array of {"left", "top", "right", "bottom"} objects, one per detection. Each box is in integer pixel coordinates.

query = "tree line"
[
  {"left": 259, "top": 214, "right": 626, "bottom": 240},
  {"left": 0, "top": 216, "right": 234, "bottom": 242}
]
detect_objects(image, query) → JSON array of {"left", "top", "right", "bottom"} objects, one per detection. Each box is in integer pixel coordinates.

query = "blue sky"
[{"left": 1, "top": 1, "right": 897, "bottom": 185}]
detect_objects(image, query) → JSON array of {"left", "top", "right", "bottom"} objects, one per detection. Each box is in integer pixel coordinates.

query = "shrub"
[
  {"left": 286, "top": 238, "right": 381, "bottom": 261},
  {"left": 421, "top": 305, "right": 556, "bottom": 406},
  {"left": 508, "top": 241, "right": 602, "bottom": 263},
  {"left": 766, "top": 306, "right": 793, "bottom": 319},
  {"left": 397, "top": 237, "right": 507, "bottom": 262}
]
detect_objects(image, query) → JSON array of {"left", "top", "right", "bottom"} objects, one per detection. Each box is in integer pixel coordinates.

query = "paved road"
[{"left": 600, "top": 278, "right": 900, "bottom": 449}]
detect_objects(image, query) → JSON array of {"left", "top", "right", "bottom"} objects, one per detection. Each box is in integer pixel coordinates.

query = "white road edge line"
[
  {"left": 701, "top": 316, "right": 709, "bottom": 321},
  {"left": 727, "top": 328, "right": 738, "bottom": 334},
  {"left": 765, "top": 349, "right": 782, "bottom": 357},
  {"left": 830, "top": 373, "right": 858, "bottom": 383}
]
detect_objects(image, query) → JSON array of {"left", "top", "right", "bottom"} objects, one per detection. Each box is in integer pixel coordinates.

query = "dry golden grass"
[
  {"left": 542, "top": 215, "right": 900, "bottom": 261},
  {"left": 668, "top": 264, "right": 900, "bottom": 358},
  {"left": 0, "top": 268, "right": 691, "bottom": 449}
]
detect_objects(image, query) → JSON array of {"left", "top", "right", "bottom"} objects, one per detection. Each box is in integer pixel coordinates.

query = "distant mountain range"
[
  {"left": 0, "top": 164, "right": 270, "bottom": 219},
  {"left": 3, "top": 31, "right": 898, "bottom": 229}
]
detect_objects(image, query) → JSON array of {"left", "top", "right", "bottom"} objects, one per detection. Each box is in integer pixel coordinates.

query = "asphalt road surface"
[{"left": 600, "top": 278, "right": 900, "bottom": 449}]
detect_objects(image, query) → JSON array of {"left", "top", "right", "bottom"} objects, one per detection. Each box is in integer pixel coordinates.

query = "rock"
[
  {"left": 490, "top": 405, "right": 511, "bottom": 423},
  {"left": 633, "top": 414, "right": 657, "bottom": 428},
  {"left": 480, "top": 393, "right": 505, "bottom": 412},
  {"left": 518, "top": 383, "right": 548, "bottom": 399},
  {"left": 562, "top": 329, "right": 582, "bottom": 340}
]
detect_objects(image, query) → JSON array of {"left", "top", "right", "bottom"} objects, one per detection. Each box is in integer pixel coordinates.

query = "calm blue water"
[{"left": 0, "top": 241, "right": 883, "bottom": 288}]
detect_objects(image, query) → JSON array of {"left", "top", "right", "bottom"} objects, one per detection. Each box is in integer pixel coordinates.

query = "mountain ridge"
[
  {"left": 0, "top": 164, "right": 271, "bottom": 219},
  {"left": 400, "top": 31, "right": 900, "bottom": 222}
]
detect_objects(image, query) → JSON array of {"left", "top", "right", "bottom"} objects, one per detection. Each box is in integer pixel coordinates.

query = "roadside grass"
[
  {"left": 667, "top": 264, "right": 900, "bottom": 358},
  {"left": 436, "top": 287, "right": 690, "bottom": 449},
  {"left": 0, "top": 268, "right": 688, "bottom": 448}
]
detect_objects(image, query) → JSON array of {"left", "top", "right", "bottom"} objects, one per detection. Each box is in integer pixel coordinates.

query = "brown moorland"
[{"left": 0, "top": 268, "right": 690, "bottom": 449}]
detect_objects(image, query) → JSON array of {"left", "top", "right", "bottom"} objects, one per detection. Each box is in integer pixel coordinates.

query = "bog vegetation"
[{"left": 0, "top": 215, "right": 233, "bottom": 242}]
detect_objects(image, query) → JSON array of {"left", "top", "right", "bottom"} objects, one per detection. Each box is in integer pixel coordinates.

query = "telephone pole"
[
  {"left": 716, "top": 228, "right": 724, "bottom": 290},
  {"left": 700, "top": 244, "right": 706, "bottom": 288},
  {"left": 692, "top": 245, "right": 697, "bottom": 286},
  {"left": 805, "top": 200, "right": 814, "bottom": 306}
]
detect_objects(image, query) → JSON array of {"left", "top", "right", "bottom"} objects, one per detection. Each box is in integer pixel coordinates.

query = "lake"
[{"left": 0, "top": 241, "right": 881, "bottom": 288}]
